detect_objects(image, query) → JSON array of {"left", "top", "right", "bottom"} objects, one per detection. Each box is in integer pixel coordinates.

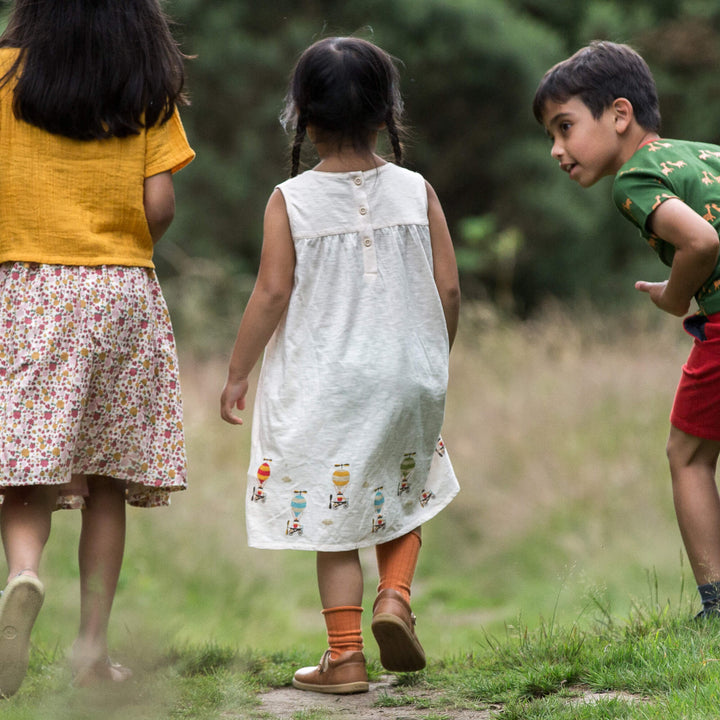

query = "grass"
[
  {"left": 1, "top": 301, "right": 715, "bottom": 717},
  {"left": 10, "top": 599, "right": 720, "bottom": 718}
]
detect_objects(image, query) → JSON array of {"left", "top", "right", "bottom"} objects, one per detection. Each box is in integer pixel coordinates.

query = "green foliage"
[
  {"left": 159, "top": 0, "right": 720, "bottom": 326},
  {"left": 0, "top": 0, "right": 716, "bottom": 321}
]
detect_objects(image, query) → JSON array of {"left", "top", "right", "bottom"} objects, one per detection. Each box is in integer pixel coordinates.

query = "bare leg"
[
  {"left": 667, "top": 426, "right": 720, "bottom": 585},
  {"left": 316, "top": 550, "right": 363, "bottom": 608},
  {"left": 0, "top": 486, "right": 52, "bottom": 696},
  {"left": 310, "top": 551, "right": 365, "bottom": 664},
  {"left": 72, "top": 475, "right": 127, "bottom": 678},
  {"left": 0, "top": 486, "right": 56, "bottom": 582},
  {"left": 294, "top": 550, "right": 367, "bottom": 692}
]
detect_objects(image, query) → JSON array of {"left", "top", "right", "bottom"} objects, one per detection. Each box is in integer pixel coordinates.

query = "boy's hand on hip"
[{"left": 635, "top": 280, "right": 690, "bottom": 316}]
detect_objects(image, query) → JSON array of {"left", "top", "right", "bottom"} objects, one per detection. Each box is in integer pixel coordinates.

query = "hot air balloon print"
[
  {"left": 419, "top": 488, "right": 435, "bottom": 507},
  {"left": 372, "top": 486, "right": 386, "bottom": 533},
  {"left": 398, "top": 452, "right": 416, "bottom": 496},
  {"left": 286, "top": 490, "right": 307, "bottom": 536},
  {"left": 251, "top": 458, "right": 271, "bottom": 502},
  {"left": 329, "top": 463, "right": 350, "bottom": 509}
]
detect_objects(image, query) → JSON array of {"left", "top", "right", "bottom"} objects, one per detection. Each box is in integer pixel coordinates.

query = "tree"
[{"left": 162, "top": 0, "right": 720, "bottom": 326}]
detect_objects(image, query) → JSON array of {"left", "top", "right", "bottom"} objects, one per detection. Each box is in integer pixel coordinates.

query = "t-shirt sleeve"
[
  {"left": 145, "top": 107, "right": 195, "bottom": 177},
  {"left": 612, "top": 165, "right": 678, "bottom": 235}
]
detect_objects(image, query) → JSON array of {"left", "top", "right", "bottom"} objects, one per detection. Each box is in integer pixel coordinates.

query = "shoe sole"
[
  {"left": 0, "top": 576, "right": 44, "bottom": 698},
  {"left": 371, "top": 612, "right": 426, "bottom": 672},
  {"left": 292, "top": 677, "right": 369, "bottom": 694}
]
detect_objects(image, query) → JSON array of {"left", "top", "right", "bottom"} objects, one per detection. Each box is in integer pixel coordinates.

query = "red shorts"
[{"left": 671, "top": 312, "right": 720, "bottom": 441}]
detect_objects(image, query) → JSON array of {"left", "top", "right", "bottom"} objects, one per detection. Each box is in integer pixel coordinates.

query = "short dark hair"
[
  {"left": 281, "top": 37, "right": 405, "bottom": 177},
  {"left": 0, "top": 0, "right": 187, "bottom": 140},
  {"left": 532, "top": 40, "right": 660, "bottom": 132}
]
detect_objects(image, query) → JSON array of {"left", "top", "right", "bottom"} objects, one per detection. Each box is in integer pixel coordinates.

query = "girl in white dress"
[{"left": 221, "top": 36, "right": 460, "bottom": 694}]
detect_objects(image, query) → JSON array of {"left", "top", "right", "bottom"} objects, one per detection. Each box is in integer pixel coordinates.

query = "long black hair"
[
  {"left": 0, "top": 0, "right": 188, "bottom": 140},
  {"left": 280, "top": 37, "right": 405, "bottom": 177}
]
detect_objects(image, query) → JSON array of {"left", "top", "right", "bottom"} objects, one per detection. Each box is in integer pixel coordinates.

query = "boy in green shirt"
[{"left": 533, "top": 40, "right": 720, "bottom": 618}]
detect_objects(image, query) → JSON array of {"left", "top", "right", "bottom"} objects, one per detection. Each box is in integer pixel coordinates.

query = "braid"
[
  {"left": 385, "top": 111, "right": 403, "bottom": 166},
  {"left": 290, "top": 115, "right": 307, "bottom": 178}
]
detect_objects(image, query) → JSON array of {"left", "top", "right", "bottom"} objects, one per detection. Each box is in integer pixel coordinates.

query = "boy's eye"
[{"left": 560, "top": 122, "right": 571, "bottom": 133}]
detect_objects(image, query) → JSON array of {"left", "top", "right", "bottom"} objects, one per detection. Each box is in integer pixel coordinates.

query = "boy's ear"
[{"left": 612, "top": 97, "right": 634, "bottom": 134}]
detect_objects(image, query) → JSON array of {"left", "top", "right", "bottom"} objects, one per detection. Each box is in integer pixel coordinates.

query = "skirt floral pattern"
[{"left": 0, "top": 262, "right": 187, "bottom": 508}]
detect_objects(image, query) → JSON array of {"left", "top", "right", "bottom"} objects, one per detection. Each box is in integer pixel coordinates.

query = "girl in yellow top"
[{"left": 0, "top": 0, "right": 194, "bottom": 695}]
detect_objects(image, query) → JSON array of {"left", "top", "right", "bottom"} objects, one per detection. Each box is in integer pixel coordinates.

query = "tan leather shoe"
[
  {"left": 292, "top": 649, "right": 369, "bottom": 694},
  {"left": 371, "top": 588, "right": 426, "bottom": 672}
]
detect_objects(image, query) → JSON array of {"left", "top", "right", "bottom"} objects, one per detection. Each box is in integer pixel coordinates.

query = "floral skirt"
[{"left": 0, "top": 262, "right": 187, "bottom": 508}]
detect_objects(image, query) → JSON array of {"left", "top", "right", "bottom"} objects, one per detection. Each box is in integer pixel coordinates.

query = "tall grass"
[{"left": 28, "top": 302, "right": 697, "bottom": 670}]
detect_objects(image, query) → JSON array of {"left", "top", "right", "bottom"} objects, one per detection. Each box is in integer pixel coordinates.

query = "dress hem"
[{"left": 245, "top": 482, "right": 459, "bottom": 552}]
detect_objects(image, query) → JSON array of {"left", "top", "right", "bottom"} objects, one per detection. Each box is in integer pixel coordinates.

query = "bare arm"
[
  {"left": 427, "top": 181, "right": 460, "bottom": 348},
  {"left": 144, "top": 171, "right": 175, "bottom": 243},
  {"left": 636, "top": 198, "right": 720, "bottom": 316},
  {"left": 220, "top": 189, "right": 296, "bottom": 425}
]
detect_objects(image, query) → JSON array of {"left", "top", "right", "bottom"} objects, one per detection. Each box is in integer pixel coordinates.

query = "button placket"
[{"left": 351, "top": 174, "right": 377, "bottom": 277}]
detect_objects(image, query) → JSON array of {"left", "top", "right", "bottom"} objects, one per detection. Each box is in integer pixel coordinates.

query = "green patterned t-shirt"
[{"left": 613, "top": 138, "right": 720, "bottom": 315}]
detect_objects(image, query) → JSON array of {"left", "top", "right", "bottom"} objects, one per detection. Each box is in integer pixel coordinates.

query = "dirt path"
[
  {"left": 254, "top": 679, "right": 644, "bottom": 719},
  {"left": 256, "top": 675, "right": 496, "bottom": 719}
]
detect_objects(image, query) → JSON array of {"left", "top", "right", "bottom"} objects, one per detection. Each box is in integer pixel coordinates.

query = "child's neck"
[
  {"left": 635, "top": 130, "right": 661, "bottom": 151},
  {"left": 310, "top": 131, "right": 386, "bottom": 173},
  {"left": 313, "top": 151, "right": 387, "bottom": 173},
  {"left": 622, "top": 128, "right": 661, "bottom": 165}
]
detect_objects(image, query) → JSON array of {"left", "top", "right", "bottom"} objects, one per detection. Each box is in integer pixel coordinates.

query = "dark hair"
[
  {"left": 281, "top": 37, "right": 405, "bottom": 177},
  {"left": 0, "top": 0, "right": 187, "bottom": 140},
  {"left": 532, "top": 40, "right": 661, "bottom": 133}
]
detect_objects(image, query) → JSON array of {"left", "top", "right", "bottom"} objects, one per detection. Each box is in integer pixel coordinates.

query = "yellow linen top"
[{"left": 0, "top": 48, "right": 195, "bottom": 268}]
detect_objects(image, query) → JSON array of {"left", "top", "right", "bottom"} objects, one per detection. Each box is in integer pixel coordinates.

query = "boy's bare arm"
[{"left": 637, "top": 198, "right": 720, "bottom": 316}]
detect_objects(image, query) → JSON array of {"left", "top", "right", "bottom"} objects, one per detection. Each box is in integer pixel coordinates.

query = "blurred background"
[
  {"left": 28, "top": 0, "right": 720, "bottom": 662},
  {"left": 161, "top": 0, "right": 720, "bottom": 347}
]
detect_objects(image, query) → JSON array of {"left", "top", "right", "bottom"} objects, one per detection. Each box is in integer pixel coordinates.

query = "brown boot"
[
  {"left": 371, "top": 588, "right": 426, "bottom": 672},
  {"left": 292, "top": 650, "right": 369, "bottom": 694}
]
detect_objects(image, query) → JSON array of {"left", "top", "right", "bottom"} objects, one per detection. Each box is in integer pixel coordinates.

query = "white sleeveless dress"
[{"left": 245, "top": 163, "right": 459, "bottom": 551}]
